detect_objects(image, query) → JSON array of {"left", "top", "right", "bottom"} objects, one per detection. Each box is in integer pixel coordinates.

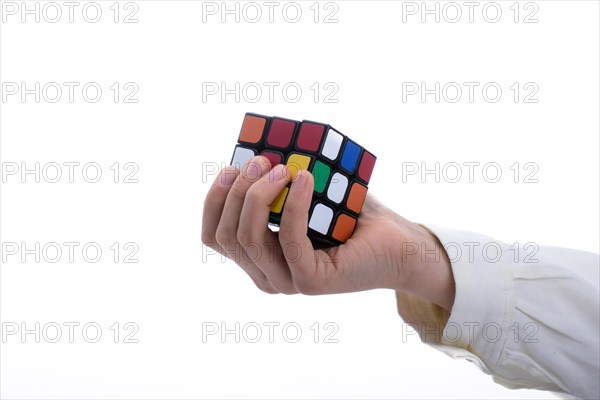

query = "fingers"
[
  {"left": 202, "top": 166, "right": 239, "bottom": 249},
  {"left": 202, "top": 158, "right": 278, "bottom": 294},
  {"left": 238, "top": 164, "right": 297, "bottom": 294},
  {"left": 278, "top": 170, "right": 327, "bottom": 294},
  {"left": 204, "top": 163, "right": 334, "bottom": 296},
  {"left": 216, "top": 156, "right": 271, "bottom": 245}
]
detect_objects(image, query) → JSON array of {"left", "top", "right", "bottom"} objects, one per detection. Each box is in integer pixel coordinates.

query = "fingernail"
[
  {"left": 218, "top": 167, "right": 238, "bottom": 187},
  {"left": 243, "top": 160, "right": 265, "bottom": 180},
  {"left": 292, "top": 170, "right": 306, "bottom": 189},
  {"left": 269, "top": 164, "right": 289, "bottom": 182}
]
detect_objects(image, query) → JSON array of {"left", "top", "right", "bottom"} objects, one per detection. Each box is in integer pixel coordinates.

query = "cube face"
[{"left": 230, "top": 113, "right": 376, "bottom": 245}]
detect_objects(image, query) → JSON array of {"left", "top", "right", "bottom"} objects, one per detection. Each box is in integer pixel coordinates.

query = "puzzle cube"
[{"left": 230, "top": 112, "right": 376, "bottom": 245}]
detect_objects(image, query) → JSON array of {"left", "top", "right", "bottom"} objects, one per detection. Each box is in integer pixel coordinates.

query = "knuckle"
[
  {"left": 202, "top": 196, "right": 213, "bottom": 209},
  {"left": 282, "top": 200, "right": 300, "bottom": 216},
  {"left": 256, "top": 281, "right": 279, "bottom": 295},
  {"left": 228, "top": 183, "right": 247, "bottom": 202},
  {"left": 201, "top": 231, "right": 216, "bottom": 247},
  {"left": 203, "top": 187, "right": 218, "bottom": 204},
  {"left": 244, "top": 185, "right": 263, "bottom": 210},
  {"left": 269, "top": 280, "right": 298, "bottom": 296},
  {"left": 279, "top": 286, "right": 299, "bottom": 295},
  {"left": 277, "top": 227, "right": 294, "bottom": 246},
  {"left": 293, "top": 277, "right": 322, "bottom": 296},
  {"left": 236, "top": 227, "right": 252, "bottom": 247},
  {"left": 215, "top": 226, "right": 236, "bottom": 247},
  {"left": 245, "top": 181, "right": 263, "bottom": 200},
  {"left": 204, "top": 182, "right": 232, "bottom": 208}
]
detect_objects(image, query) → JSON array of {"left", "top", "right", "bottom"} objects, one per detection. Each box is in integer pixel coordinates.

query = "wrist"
[{"left": 396, "top": 222, "right": 456, "bottom": 312}]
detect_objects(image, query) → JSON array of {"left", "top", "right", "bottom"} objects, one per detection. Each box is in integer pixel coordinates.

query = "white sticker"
[
  {"left": 231, "top": 146, "right": 256, "bottom": 171},
  {"left": 308, "top": 203, "right": 334, "bottom": 235},
  {"left": 327, "top": 172, "right": 349, "bottom": 204},
  {"left": 321, "top": 129, "right": 344, "bottom": 161}
]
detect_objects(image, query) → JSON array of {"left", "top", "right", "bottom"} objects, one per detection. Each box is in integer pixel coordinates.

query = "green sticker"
[{"left": 312, "top": 161, "right": 331, "bottom": 194}]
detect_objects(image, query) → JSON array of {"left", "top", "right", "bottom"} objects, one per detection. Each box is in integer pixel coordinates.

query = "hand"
[{"left": 202, "top": 156, "right": 455, "bottom": 311}]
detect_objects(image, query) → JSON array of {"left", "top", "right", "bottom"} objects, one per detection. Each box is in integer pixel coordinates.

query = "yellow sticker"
[
  {"left": 270, "top": 187, "right": 289, "bottom": 214},
  {"left": 286, "top": 154, "right": 311, "bottom": 180}
]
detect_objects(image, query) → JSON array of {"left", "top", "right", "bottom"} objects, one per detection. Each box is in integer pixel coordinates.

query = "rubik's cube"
[{"left": 230, "top": 113, "right": 376, "bottom": 245}]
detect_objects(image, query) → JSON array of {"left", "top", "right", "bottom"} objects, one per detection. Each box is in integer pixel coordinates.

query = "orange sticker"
[
  {"left": 346, "top": 182, "right": 367, "bottom": 214},
  {"left": 239, "top": 115, "right": 266, "bottom": 144},
  {"left": 331, "top": 214, "right": 356, "bottom": 243}
]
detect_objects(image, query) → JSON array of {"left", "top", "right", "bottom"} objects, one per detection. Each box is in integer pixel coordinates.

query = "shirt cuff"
[{"left": 423, "top": 225, "right": 515, "bottom": 365}]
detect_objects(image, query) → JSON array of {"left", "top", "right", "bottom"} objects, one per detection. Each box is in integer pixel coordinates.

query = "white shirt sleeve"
[{"left": 414, "top": 226, "right": 599, "bottom": 399}]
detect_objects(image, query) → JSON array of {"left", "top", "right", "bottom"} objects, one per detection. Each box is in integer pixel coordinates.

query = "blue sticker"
[{"left": 340, "top": 141, "right": 361, "bottom": 172}]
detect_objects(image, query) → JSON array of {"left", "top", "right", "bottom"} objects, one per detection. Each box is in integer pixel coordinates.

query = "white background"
[{"left": 1, "top": 1, "right": 598, "bottom": 398}]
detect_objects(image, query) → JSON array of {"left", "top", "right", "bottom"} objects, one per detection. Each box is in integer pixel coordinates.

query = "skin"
[{"left": 202, "top": 156, "right": 456, "bottom": 312}]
